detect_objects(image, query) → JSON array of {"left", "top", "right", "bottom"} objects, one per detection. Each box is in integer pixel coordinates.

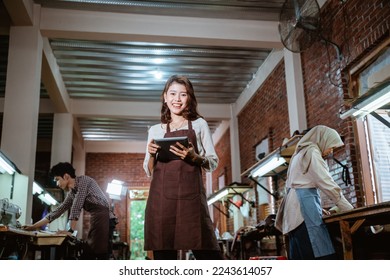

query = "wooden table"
[
  {"left": 323, "top": 202, "right": 390, "bottom": 259},
  {"left": 0, "top": 225, "right": 77, "bottom": 259}
]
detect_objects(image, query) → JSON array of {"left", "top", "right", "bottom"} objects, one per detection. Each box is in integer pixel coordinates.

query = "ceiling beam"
[
  {"left": 70, "top": 99, "right": 231, "bottom": 120},
  {"left": 39, "top": 7, "right": 282, "bottom": 49},
  {"left": 2, "top": 0, "right": 34, "bottom": 26},
  {"left": 41, "top": 37, "right": 71, "bottom": 113},
  {"left": 1, "top": 98, "right": 231, "bottom": 120}
]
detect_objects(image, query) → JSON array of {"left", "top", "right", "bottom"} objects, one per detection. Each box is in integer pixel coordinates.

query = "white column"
[
  {"left": 48, "top": 113, "right": 73, "bottom": 232},
  {"left": 71, "top": 144, "right": 85, "bottom": 238},
  {"left": 50, "top": 113, "right": 73, "bottom": 165},
  {"left": 230, "top": 104, "right": 241, "bottom": 183},
  {"left": 72, "top": 147, "right": 86, "bottom": 175},
  {"left": 1, "top": 25, "right": 43, "bottom": 224},
  {"left": 229, "top": 105, "right": 244, "bottom": 230},
  {"left": 72, "top": 120, "right": 86, "bottom": 176},
  {"left": 284, "top": 50, "right": 307, "bottom": 135}
]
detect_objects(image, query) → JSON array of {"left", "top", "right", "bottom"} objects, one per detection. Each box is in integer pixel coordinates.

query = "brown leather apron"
[
  {"left": 86, "top": 204, "right": 109, "bottom": 255},
  {"left": 144, "top": 120, "right": 219, "bottom": 251}
]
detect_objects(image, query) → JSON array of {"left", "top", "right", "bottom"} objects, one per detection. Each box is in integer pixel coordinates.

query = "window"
[
  {"left": 364, "top": 113, "right": 390, "bottom": 202},
  {"left": 344, "top": 39, "right": 390, "bottom": 204}
]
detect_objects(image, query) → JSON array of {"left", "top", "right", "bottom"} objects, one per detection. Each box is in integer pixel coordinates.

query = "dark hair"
[
  {"left": 50, "top": 162, "right": 76, "bottom": 178},
  {"left": 160, "top": 75, "right": 202, "bottom": 123}
]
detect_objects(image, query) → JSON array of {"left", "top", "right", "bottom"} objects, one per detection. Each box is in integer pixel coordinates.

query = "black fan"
[{"left": 278, "top": 0, "right": 321, "bottom": 53}]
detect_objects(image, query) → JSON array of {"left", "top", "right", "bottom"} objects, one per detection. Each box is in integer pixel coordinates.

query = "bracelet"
[{"left": 68, "top": 228, "right": 74, "bottom": 233}]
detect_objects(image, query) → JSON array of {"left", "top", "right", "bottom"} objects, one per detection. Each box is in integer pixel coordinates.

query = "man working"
[{"left": 23, "top": 162, "right": 116, "bottom": 259}]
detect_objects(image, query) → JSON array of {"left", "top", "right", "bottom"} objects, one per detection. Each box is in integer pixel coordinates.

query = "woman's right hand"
[{"left": 148, "top": 139, "right": 160, "bottom": 158}]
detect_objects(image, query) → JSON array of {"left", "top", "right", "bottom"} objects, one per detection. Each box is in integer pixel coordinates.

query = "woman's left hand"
[
  {"left": 170, "top": 141, "right": 197, "bottom": 160},
  {"left": 56, "top": 230, "right": 74, "bottom": 236},
  {"left": 322, "top": 208, "right": 331, "bottom": 216}
]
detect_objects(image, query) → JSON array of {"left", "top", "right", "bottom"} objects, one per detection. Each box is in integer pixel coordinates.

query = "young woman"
[
  {"left": 143, "top": 75, "right": 222, "bottom": 260},
  {"left": 275, "top": 125, "right": 354, "bottom": 259}
]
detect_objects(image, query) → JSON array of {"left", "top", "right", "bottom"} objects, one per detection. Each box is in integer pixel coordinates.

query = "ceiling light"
[
  {"left": 154, "top": 70, "right": 163, "bottom": 80},
  {"left": 152, "top": 58, "right": 164, "bottom": 64}
]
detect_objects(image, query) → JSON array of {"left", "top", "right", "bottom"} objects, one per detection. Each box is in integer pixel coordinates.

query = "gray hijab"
[{"left": 294, "top": 125, "right": 344, "bottom": 174}]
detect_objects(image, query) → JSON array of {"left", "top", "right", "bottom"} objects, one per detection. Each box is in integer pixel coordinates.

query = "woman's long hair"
[{"left": 160, "top": 75, "right": 202, "bottom": 124}]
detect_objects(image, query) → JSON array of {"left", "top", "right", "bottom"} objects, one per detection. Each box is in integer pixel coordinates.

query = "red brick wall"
[
  {"left": 213, "top": 0, "right": 389, "bottom": 232},
  {"left": 238, "top": 61, "right": 290, "bottom": 176},
  {"left": 302, "top": 0, "right": 389, "bottom": 206},
  {"left": 212, "top": 128, "right": 232, "bottom": 230},
  {"left": 84, "top": 153, "right": 150, "bottom": 243},
  {"left": 213, "top": 128, "right": 232, "bottom": 188}
]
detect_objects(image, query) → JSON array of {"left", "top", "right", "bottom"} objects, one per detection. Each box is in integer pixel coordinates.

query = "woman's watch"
[{"left": 68, "top": 228, "right": 74, "bottom": 234}]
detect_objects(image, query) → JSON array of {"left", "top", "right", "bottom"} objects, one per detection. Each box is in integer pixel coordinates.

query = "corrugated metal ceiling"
[{"left": 0, "top": 0, "right": 284, "bottom": 142}]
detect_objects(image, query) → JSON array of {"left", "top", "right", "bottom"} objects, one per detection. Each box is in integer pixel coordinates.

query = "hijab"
[{"left": 294, "top": 125, "right": 344, "bottom": 174}]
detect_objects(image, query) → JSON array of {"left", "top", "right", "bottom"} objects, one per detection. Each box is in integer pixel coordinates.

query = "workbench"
[
  {"left": 323, "top": 201, "right": 390, "bottom": 259},
  {"left": 0, "top": 225, "right": 81, "bottom": 259}
]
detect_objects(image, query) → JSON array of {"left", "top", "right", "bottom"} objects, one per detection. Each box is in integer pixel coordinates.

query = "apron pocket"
[{"left": 163, "top": 171, "right": 200, "bottom": 200}]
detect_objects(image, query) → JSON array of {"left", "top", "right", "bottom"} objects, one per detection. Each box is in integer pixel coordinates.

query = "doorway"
[{"left": 128, "top": 188, "right": 148, "bottom": 260}]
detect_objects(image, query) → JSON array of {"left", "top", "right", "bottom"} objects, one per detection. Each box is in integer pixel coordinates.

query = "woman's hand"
[
  {"left": 56, "top": 230, "right": 74, "bottom": 236},
  {"left": 322, "top": 208, "right": 331, "bottom": 216},
  {"left": 170, "top": 141, "right": 196, "bottom": 160},
  {"left": 148, "top": 139, "right": 160, "bottom": 158}
]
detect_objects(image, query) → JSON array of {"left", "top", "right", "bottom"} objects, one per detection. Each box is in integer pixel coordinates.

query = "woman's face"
[
  {"left": 164, "top": 82, "right": 188, "bottom": 116},
  {"left": 322, "top": 147, "right": 334, "bottom": 158}
]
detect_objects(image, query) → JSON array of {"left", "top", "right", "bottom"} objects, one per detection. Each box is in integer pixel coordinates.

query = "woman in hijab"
[{"left": 275, "top": 125, "right": 354, "bottom": 259}]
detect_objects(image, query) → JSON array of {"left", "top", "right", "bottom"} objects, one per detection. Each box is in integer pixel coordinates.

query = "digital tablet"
[{"left": 154, "top": 136, "right": 189, "bottom": 161}]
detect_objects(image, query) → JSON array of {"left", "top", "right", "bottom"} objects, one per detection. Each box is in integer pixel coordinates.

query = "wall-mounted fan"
[
  {"left": 278, "top": 0, "right": 341, "bottom": 60},
  {"left": 278, "top": 0, "right": 321, "bottom": 53}
]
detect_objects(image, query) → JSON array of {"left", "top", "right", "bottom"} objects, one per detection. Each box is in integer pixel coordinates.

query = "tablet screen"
[{"left": 154, "top": 136, "right": 189, "bottom": 161}]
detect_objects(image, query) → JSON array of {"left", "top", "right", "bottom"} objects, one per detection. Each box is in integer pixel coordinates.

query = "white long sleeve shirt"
[
  {"left": 143, "top": 118, "right": 219, "bottom": 177},
  {"left": 276, "top": 148, "right": 353, "bottom": 234}
]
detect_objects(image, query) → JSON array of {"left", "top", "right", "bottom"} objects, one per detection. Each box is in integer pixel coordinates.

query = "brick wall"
[
  {"left": 210, "top": 0, "right": 389, "bottom": 233},
  {"left": 84, "top": 153, "right": 150, "bottom": 243},
  {"left": 238, "top": 61, "right": 290, "bottom": 175},
  {"left": 212, "top": 128, "right": 232, "bottom": 230},
  {"left": 213, "top": 128, "right": 232, "bottom": 188}
]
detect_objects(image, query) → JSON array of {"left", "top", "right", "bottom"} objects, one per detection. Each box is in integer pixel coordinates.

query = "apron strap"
[{"left": 167, "top": 122, "right": 171, "bottom": 133}]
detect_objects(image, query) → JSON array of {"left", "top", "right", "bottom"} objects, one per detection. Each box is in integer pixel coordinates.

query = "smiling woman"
[{"left": 143, "top": 75, "right": 222, "bottom": 260}]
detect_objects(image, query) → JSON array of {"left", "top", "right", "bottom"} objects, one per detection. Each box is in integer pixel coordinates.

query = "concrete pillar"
[
  {"left": 229, "top": 105, "right": 244, "bottom": 230},
  {"left": 50, "top": 113, "right": 73, "bottom": 165},
  {"left": 71, "top": 132, "right": 86, "bottom": 239},
  {"left": 1, "top": 25, "right": 43, "bottom": 224},
  {"left": 230, "top": 104, "right": 241, "bottom": 183},
  {"left": 284, "top": 50, "right": 307, "bottom": 135},
  {"left": 47, "top": 113, "right": 73, "bottom": 231}
]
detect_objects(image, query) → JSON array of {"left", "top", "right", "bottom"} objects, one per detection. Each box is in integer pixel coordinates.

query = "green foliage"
[{"left": 129, "top": 200, "right": 146, "bottom": 260}]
